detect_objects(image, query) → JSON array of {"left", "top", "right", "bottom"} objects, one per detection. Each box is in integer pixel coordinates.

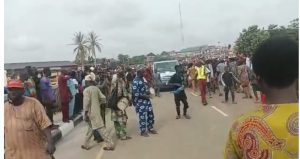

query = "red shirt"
[{"left": 58, "top": 75, "right": 70, "bottom": 103}]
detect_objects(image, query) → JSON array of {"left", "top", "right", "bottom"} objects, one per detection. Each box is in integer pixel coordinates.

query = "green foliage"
[
  {"left": 235, "top": 18, "right": 299, "bottom": 55},
  {"left": 129, "top": 55, "right": 145, "bottom": 65},
  {"left": 234, "top": 25, "right": 270, "bottom": 54},
  {"left": 118, "top": 54, "right": 130, "bottom": 64}
]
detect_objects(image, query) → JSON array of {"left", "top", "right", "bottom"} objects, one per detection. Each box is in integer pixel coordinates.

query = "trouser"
[
  {"left": 154, "top": 86, "right": 160, "bottom": 96},
  {"left": 83, "top": 122, "right": 113, "bottom": 148},
  {"left": 198, "top": 79, "right": 207, "bottom": 104},
  {"left": 136, "top": 104, "right": 155, "bottom": 134},
  {"left": 224, "top": 86, "right": 235, "bottom": 102},
  {"left": 100, "top": 104, "right": 106, "bottom": 127},
  {"left": 207, "top": 82, "right": 212, "bottom": 96},
  {"left": 61, "top": 102, "right": 69, "bottom": 122},
  {"left": 43, "top": 103, "right": 54, "bottom": 123},
  {"left": 69, "top": 95, "right": 75, "bottom": 118},
  {"left": 192, "top": 79, "right": 197, "bottom": 92},
  {"left": 73, "top": 93, "right": 80, "bottom": 115},
  {"left": 114, "top": 121, "right": 127, "bottom": 139},
  {"left": 174, "top": 94, "right": 189, "bottom": 116}
]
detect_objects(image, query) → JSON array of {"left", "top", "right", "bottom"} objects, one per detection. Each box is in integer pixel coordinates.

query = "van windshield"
[{"left": 155, "top": 61, "right": 177, "bottom": 72}]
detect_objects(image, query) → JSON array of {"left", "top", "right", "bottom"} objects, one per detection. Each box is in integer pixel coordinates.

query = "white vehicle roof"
[{"left": 153, "top": 60, "right": 178, "bottom": 64}]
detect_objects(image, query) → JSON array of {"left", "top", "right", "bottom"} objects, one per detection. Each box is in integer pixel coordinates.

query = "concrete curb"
[{"left": 51, "top": 115, "right": 83, "bottom": 144}]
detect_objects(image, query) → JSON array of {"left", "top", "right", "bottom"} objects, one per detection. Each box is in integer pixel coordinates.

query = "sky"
[{"left": 4, "top": 0, "right": 298, "bottom": 63}]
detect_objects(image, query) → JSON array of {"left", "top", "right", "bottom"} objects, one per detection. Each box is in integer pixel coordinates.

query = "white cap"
[
  {"left": 90, "top": 67, "right": 95, "bottom": 71},
  {"left": 85, "top": 75, "right": 92, "bottom": 81}
]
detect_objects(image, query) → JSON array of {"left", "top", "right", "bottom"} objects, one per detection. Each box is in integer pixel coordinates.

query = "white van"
[{"left": 153, "top": 60, "right": 179, "bottom": 90}]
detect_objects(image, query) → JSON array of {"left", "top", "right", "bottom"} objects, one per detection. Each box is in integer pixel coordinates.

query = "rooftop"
[{"left": 4, "top": 61, "right": 77, "bottom": 70}]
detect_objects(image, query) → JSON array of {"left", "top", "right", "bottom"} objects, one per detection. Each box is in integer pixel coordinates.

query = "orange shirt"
[{"left": 5, "top": 97, "right": 52, "bottom": 159}]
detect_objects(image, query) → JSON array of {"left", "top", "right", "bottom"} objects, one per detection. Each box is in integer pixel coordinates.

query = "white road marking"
[
  {"left": 211, "top": 106, "right": 228, "bottom": 117},
  {"left": 95, "top": 127, "right": 115, "bottom": 159},
  {"left": 95, "top": 148, "right": 105, "bottom": 159},
  {"left": 190, "top": 92, "right": 199, "bottom": 96}
]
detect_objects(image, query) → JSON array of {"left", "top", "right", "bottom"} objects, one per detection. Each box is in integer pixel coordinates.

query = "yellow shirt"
[
  {"left": 196, "top": 66, "right": 206, "bottom": 80},
  {"left": 225, "top": 103, "right": 298, "bottom": 159}
]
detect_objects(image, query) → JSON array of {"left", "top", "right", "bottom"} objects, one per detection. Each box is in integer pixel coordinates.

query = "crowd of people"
[{"left": 4, "top": 35, "right": 298, "bottom": 159}]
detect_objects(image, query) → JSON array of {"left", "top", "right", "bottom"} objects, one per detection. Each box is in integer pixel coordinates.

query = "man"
[
  {"left": 58, "top": 69, "right": 72, "bottom": 123},
  {"left": 221, "top": 66, "right": 240, "bottom": 104},
  {"left": 224, "top": 35, "right": 298, "bottom": 158},
  {"left": 89, "top": 67, "right": 96, "bottom": 81},
  {"left": 153, "top": 69, "right": 162, "bottom": 97},
  {"left": 5, "top": 79, "right": 55, "bottom": 159},
  {"left": 132, "top": 68, "right": 158, "bottom": 137},
  {"left": 39, "top": 67, "right": 59, "bottom": 129},
  {"left": 216, "top": 59, "right": 226, "bottom": 96},
  {"left": 111, "top": 72, "right": 132, "bottom": 140},
  {"left": 81, "top": 76, "right": 114, "bottom": 151},
  {"left": 187, "top": 63, "right": 197, "bottom": 93},
  {"left": 196, "top": 61, "right": 208, "bottom": 105},
  {"left": 169, "top": 65, "right": 191, "bottom": 119}
]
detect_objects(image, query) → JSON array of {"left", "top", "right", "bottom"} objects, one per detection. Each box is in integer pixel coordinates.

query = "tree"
[
  {"left": 72, "top": 32, "right": 89, "bottom": 70},
  {"left": 87, "top": 31, "right": 102, "bottom": 65},
  {"left": 234, "top": 25, "right": 270, "bottom": 54},
  {"left": 118, "top": 54, "right": 129, "bottom": 64},
  {"left": 129, "top": 55, "right": 145, "bottom": 65}
]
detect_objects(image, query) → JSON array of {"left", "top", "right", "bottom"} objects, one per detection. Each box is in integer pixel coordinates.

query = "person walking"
[
  {"left": 169, "top": 65, "right": 191, "bottom": 119},
  {"left": 5, "top": 80, "right": 56, "bottom": 159},
  {"left": 196, "top": 61, "right": 208, "bottom": 105},
  {"left": 224, "top": 35, "right": 298, "bottom": 159},
  {"left": 81, "top": 76, "right": 114, "bottom": 151},
  {"left": 221, "top": 66, "right": 240, "bottom": 104},
  {"left": 132, "top": 68, "right": 158, "bottom": 137},
  {"left": 110, "top": 72, "right": 132, "bottom": 140}
]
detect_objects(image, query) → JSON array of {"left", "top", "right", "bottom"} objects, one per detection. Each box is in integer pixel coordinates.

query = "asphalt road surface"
[{"left": 54, "top": 89, "right": 257, "bottom": 159}]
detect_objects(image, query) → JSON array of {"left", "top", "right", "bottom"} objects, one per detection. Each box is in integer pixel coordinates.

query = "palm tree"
[
  {"left": 87, "top": 31, "right": 102, "bottom": 66},
  {"left": 72, "top": 32, "right": 89, "bottom": 70}
]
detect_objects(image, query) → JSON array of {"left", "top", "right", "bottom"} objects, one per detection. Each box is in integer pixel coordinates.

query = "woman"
[{"left": 110, "top": 72, "right": 132, "bottom": 140}]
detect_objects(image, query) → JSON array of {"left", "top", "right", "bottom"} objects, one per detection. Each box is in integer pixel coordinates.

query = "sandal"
[
  {"left": 103, "top": 147, "right": 115, "bottom": 151},
  {"left": 81, "top": 145, "right": 90, "bottom": 150},
  {"left": 121, "top": 136, "right": 132, "bottom": 140}
]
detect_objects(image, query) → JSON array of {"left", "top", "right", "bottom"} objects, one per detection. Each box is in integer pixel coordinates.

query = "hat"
[
  {"left": 90, "top": 67, "right": 95, "bottom": 71},
  {"left": 7, "top": 80, "right": 24, "bottom": 88},
  {"left": 85, "top": 75, "right": 93, "bottom": 81}
]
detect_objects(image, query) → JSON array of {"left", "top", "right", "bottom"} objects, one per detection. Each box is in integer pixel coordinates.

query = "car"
[{"left": 153, "top": 60, "right": 179, "bottom": 91}]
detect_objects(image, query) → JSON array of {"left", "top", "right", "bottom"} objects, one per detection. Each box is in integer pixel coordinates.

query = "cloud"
[{"left": 8, "top": 36, "right": 44, "bottom": 52}]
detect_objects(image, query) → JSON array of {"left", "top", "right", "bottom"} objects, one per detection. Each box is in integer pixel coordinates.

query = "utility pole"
[{"left": 178, "top": 0, "right": 185, "bottom": 48}]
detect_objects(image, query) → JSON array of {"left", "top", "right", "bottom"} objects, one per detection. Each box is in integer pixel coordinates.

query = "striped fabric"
[{"left": 5, "top": 97, "right": 52, "bottom": 159}]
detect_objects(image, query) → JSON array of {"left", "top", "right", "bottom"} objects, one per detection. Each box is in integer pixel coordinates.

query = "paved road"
[{"left": 55, "top": 90, "right": 257, "bottom": 159}]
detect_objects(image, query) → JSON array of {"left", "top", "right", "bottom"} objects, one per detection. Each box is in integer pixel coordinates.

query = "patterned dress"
[
  {"left": 111, "top": 79, "right": 130, "bottom": 139},
  {"left": 132, "top": 77, "right": 155, "bottom": 133},
  {"left": 225, "top": 103, "right": 298, "bottom": 159}
]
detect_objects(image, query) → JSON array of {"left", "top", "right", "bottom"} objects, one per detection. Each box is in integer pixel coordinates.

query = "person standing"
[
  {"left": 132, "top": 68, "right": 158, "bottom": 137},
  {"left": 58, "top": 70, "right": 72, "bottom": 123},
  {"left": 5, "top": 80, "right": 55, "bottom": 159},
  {"left": 67, "top": 71, "right": 77, "bottom": 119},
  {"left": 169, "top": 65, "right": 191, "bottom": 119},
  {"left": 153, "top": 69, "right": 162, "bottom": 97},
  {"left": 39, "top": 67, "right": 59, "bottom": 129},
  {"left": 221, "top": 66, "right": 240, "bottom": 104},
  {"left": 19, "top": 69, "right": 37, "bottom": 98},
  {"left": 196, "top": 61, "right": 208, "bottom": 105},
  {"left": 110, "top": 72, "right": 132, "bottom": 140},
  {"left": 224, "top": 35, "right": 298, "bottom": 158}
]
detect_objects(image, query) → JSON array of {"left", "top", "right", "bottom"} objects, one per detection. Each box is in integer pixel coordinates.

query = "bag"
[{"left": 107, "top": 82, "right": 119, "bottom": 110}]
